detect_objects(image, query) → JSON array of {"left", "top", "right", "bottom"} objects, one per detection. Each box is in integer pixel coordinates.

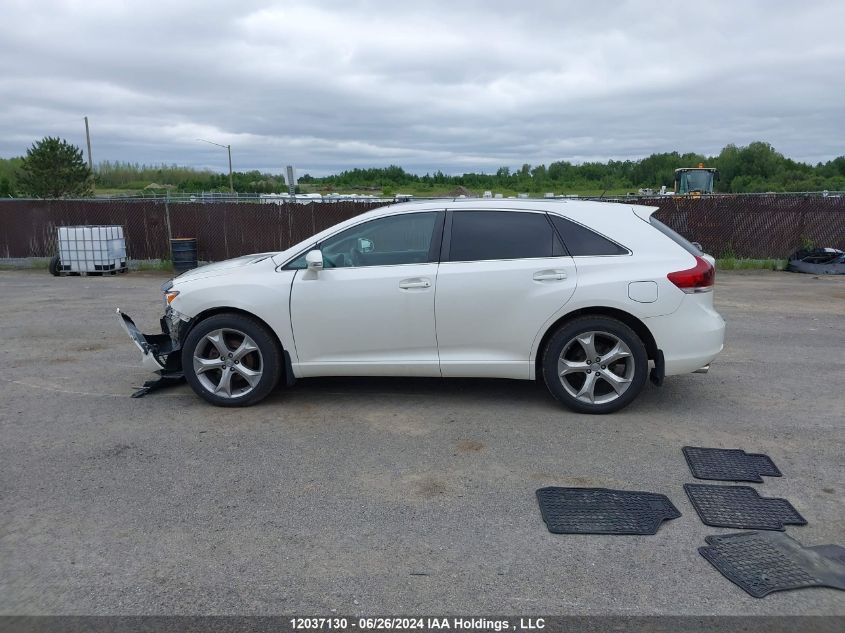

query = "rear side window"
[
  {"left": 448, "top": 211, "right": 562, "bottom": 261},
  {"left": 549, "top": 215, "right": 628, "bottom": 256},
  {"left": 649, "top": 217, "right": 703, "bottom": 256}
]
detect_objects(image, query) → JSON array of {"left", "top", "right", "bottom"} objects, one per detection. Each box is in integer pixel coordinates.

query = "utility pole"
[
  {"left": 197, "top": 138, "right": 234, "bottom": 194},
  {"left": 84, "top": 116, "right": 93, "bottom": 170},
  {"left": 227, "top": 144, "right": 233, "bottom": 194},
  {"left": 286, "top": 165, "right": 296, "bottom": 196},
  {"left": 84, "top": 116, "right": 95, "bottom": 193}
]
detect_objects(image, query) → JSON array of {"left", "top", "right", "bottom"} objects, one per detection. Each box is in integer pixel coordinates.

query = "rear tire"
[
  {"left": 542, "top": 316, "right": 648, "bottom": 414},
  {"left": 182, "top": 313, "right": 282, "bottom": 407}
]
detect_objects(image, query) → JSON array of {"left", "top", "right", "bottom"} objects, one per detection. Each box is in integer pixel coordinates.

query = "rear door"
[{"left": 435, "top": 209, "right": 577, "bottom": 378}]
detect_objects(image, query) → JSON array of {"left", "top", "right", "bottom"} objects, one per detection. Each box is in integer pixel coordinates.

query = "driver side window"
[{"left": 318, "top": 212, "right": 439, "bottom": 268}]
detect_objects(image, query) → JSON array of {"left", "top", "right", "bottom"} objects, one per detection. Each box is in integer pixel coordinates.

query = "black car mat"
[
  {"left": 699, "top": 531, "right": 845, "bottom": 598},
  {"left": 536, "top": 487, "right": 681, "bottom": 535},
  {"left": 684, "top": 483, "right": 806, "bottom": 531},
  {"left": 682, "top": 446, "right": 782, "bottom": 482}
]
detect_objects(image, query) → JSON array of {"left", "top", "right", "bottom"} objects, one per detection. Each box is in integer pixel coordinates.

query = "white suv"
[{"left": 118, "top": 199, "right": 725, "bottom": 413}]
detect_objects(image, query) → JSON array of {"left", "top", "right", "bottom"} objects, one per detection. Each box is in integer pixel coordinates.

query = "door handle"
[
  {"left": 533, "top": 269, "right": 567, "bottom": 281},
  {"left": 399, "top": 278, "right": 431, "bottom": 289}
]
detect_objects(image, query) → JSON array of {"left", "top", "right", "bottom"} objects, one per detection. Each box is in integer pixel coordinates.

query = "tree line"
[
  {"left": 1, "top": 138, "right": 843, "bottom": 198},
  {"left": 310, "top": 143, "right": 845, "bottom": 194}
]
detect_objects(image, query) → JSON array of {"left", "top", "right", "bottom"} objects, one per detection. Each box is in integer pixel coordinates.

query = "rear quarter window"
[
  {"left": 649, "top": 217, "right": 703, "bottom": 256},
  {"left": 549, "top": 215, "right": 628, "bottom": 256}
]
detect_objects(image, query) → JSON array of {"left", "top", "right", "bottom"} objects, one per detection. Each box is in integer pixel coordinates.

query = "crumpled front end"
[{"left": 116, "top": 307, "right": 188, "bottom": 374}]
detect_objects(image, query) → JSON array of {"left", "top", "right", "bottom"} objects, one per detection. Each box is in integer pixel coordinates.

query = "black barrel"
[{"left": 171, "top": 238, "right": 198, "bottom": 274}]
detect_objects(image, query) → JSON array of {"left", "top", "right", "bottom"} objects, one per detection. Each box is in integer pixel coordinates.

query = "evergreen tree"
[{"left": 18, "top": 137, "right": 93, "bottom": 198}]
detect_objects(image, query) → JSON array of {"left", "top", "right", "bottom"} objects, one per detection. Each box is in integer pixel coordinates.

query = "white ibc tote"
[{"left": 56, "top": 225, "right": 127, "bottom": 274}]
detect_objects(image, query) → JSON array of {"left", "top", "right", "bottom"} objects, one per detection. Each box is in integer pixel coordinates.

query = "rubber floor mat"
[
  {"left": 536, "top": 487, "right": 681, "bottom": 535},
  {"left": 684, "top": 484, "right": 806, "bottom": 530},
  {"left": 700, "top": 531, "right": 845, "bottom": 598},
  {"left": 682, "top": 446, "right": 781, "bottom": 482}
]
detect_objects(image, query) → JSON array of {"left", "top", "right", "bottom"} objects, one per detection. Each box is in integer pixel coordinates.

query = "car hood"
[{"left": 172, "top": 252, "right": 277, "bottom": 284}]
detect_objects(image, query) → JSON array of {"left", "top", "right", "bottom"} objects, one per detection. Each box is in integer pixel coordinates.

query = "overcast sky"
[{"left": 1, "top": 0, "right": 842, "bottom": 175}]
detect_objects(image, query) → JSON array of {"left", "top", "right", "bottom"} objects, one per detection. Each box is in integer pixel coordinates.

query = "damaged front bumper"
[{"left": 116, "top": 307, "right": 187, "bottom": 374}]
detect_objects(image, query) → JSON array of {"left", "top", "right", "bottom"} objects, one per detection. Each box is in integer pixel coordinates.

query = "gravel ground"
[{"left": 0, "top": 268, "right": 843, "bottom": 615}]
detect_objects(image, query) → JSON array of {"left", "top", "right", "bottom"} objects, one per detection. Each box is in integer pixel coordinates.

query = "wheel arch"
[
  {"left": 183, "top": 306, "right": 292, "bottom": 383},
  {"left": 533, "top": 306, "right": 658, "bottom": 380}
]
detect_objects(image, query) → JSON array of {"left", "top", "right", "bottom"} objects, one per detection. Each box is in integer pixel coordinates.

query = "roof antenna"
[{"left": 599, "top": 189, "right": 607, "bottom": 200}]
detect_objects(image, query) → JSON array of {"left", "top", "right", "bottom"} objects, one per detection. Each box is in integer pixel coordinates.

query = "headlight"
[{"left": 164, "top": 290, "right": 180, "bottom": 304}]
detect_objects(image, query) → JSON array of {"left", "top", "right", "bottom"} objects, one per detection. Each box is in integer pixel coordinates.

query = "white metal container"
[{"left": 57, "top": 225, "right": 127, "bottom": 273}]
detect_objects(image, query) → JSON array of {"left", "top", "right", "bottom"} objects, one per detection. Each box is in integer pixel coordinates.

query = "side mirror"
[
  {"left": 358, "top": 237, "right": 374, "bottom": 253},
  {"left": 305, "top": 249, "right": 323, "bottom": 272}
]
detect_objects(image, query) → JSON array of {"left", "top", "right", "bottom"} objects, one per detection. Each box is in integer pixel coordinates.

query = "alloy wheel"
[
  {"left": 557, "top": 331, "right": 635, "bottom": 405},
  {"left": 192, "top": 328, "right": 264, "bottom": 398}
]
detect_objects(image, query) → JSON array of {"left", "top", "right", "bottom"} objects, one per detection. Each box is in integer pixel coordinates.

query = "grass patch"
[
  {"left": 717, "top": 257, "right": 787, "bottom": 271},
  {"left": 0, "top": 257, "right": 50, "bottom": 270},
  {"left": 132, "top": 259, "right": 173, "bottom": 272}
]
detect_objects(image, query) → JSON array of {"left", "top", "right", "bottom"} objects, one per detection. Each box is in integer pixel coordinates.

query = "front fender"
[{"left": 170, "top": 269, "right": 299, "bottom": 365}]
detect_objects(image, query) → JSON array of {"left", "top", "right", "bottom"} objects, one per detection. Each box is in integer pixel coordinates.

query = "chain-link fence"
[
  {"left": 630, "top": 193, "right": 845, "bottom": 258},
  {"left": 1, "top": 194, "right": 843, "bottom": 262},
  {"left": 0, "top": 198, "right": 386, "bottom": 262}
]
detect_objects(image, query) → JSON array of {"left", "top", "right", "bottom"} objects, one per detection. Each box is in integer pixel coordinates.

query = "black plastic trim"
[
  {"left": 426, "top": 210, "right": 446, "bottom": 263},
  {"left": 440, "top": 211, "right": 454, "bottom": 262},
  {"left": 650, "top": 349, "right": 665, "bottom": 386},
  {"left": 283, "top": 350, "right": 296, "bottom": 386}
]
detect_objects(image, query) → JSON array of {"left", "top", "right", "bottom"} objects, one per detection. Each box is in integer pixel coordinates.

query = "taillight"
[{"left": 667, "top": 256, "right": 715, "bottom": 293}]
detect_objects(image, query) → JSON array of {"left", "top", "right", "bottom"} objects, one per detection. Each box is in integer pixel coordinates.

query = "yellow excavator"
[{"left": 673, "top": 163, "right": 719, "bottom": 197}]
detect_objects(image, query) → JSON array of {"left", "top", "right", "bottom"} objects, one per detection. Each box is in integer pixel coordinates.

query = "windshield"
[{"left": 678, "top": 170, "right": 714, "bottom": 194}]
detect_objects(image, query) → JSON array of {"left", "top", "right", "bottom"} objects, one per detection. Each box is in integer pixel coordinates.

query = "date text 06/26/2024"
[{"left": 289, "top": 617, "right": 546, "bottom": 631}]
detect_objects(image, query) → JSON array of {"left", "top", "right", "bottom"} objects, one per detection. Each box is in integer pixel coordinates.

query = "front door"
[{"left": 290, "top": 211, "right": 443, "bottom": 377}]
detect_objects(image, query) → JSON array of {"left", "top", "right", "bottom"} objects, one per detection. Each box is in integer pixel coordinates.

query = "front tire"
[
  {"left": 182, "top": 313, "right": 282, "bottom": 407},
  {"left": 542, "top": 316, "right": 648, "bottom": 414}
]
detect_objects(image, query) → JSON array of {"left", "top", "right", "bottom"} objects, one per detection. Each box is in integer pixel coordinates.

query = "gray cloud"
[{"left": 1, "top": 0, "right": 842, "bottom": 175}]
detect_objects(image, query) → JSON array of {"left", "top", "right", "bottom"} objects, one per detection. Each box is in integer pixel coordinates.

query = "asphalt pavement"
[{"left": 0, "top": 269, "right": 843, "bottom": 615}]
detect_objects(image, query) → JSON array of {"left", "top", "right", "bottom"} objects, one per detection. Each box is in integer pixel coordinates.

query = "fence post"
[
  {"left": 164, "top": 198, "right": 173, "bottom": 260},
  {"left": 278, "top": 204, "right": 284, "bottom": 251},
  {"left": 164, "top": 199, "right": 173, "bottom": 249},
  {"left": 224, "top": 206, "right": 230, "bottom": 259},
  {"left": 796, "top": 204, "right": 807, "bottom": 251},
  {"left": 287, "top": 202, "right": 292, "bottom": 249}
]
